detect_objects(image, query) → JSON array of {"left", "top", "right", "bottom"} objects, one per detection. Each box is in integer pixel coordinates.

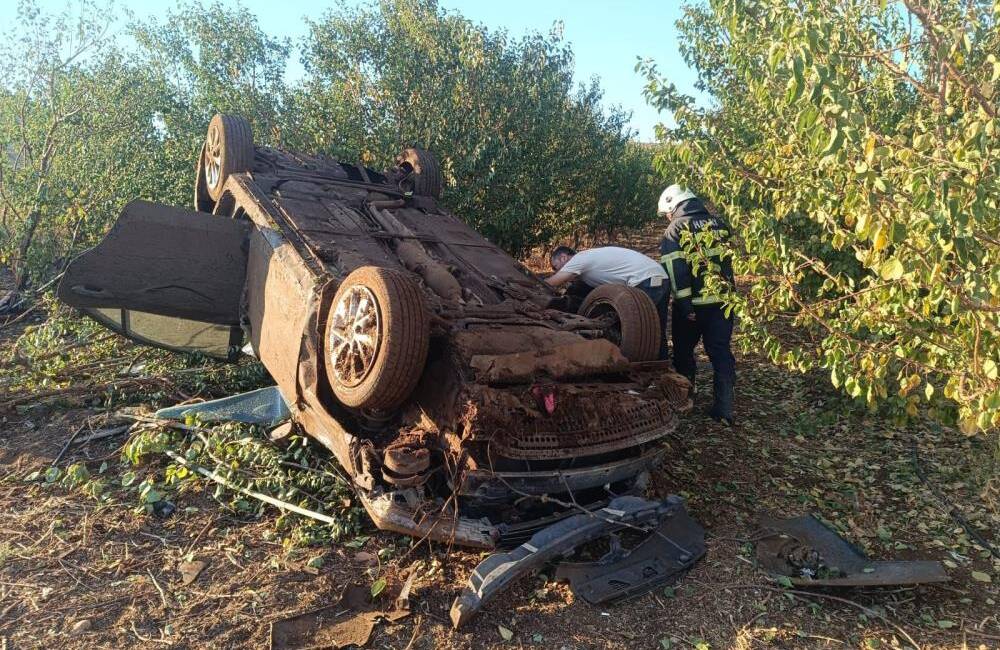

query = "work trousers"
[{"left": 671, "top": 303, "right": 735, "bottom": 419}]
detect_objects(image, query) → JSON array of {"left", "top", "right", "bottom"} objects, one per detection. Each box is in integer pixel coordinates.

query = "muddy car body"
[{"left": 59, "top": 115, "right": 692, "bottom": 548}]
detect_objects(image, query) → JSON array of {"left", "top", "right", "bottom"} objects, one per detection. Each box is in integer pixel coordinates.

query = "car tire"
[
  {"left": 578, "top": 284, "right": 660, "bottom": 362},
  {"left": 194, "top": 143, "right": 215, "bottom": 213},
  {"left": 324, "top": 266, "right": 430, "bottom": 410},
  {"left": 202, "top": 114, "right": 254, "bottom": 202},
  {"left": 395, "top": 148, "right": 443, "bottom": 198}
]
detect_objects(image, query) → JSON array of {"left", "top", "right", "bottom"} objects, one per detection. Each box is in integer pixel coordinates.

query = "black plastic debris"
[
  {"left": 152, "top": 500, "right": 176, "bottom": 518},
  {"left": 555, "top": 505, "right": 705, "bottom": 604},
  {"left": 450, "top": 495, "right": 704, "bottom": 628},
  {"left": 755, "top": 513, "right": 949, "bottom": 587}
]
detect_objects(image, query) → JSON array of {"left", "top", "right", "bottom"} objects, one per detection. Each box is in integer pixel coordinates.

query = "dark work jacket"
[{"left": 658, "top": 198, "right": 735, "bottom": 318}]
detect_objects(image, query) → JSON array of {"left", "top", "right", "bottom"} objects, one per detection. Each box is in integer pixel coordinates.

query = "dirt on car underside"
[{"left": 55, "top": 116, "right": 693, "bottom": 549}]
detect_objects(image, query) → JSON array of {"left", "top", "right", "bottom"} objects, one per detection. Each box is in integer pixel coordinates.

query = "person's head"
[
  {"left": 657, "top": 184, "right": 697, "bottom": 219},
  {"left": 549, "top": 245, "right": 577, "bottom": 271}
]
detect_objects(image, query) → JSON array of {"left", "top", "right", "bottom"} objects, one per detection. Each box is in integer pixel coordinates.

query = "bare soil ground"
[{"left": 1, "top": 241, "right": 998, "bottom": 650}]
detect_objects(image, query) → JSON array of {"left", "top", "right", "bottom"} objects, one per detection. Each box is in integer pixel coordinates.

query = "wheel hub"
[
  {"left": 588, "top": 303, "right": 622, "bottom": 346},
  {"left": 328, "top": 285, "right": 381, "bottom": 387},
  {"left": 205, "top": 124, "right": 223, "bottom": 190}
]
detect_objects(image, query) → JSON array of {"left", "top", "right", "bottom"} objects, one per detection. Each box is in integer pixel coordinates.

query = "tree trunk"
[{"left": 13, "top": 208, "right": 41, "bottom": 293}]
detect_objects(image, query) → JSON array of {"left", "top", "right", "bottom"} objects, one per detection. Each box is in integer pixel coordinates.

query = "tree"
[
  {"left": 0, "top": 1, "right": 293, "bottom": 299},
  {"left": 642, "top": 0, "right": 999, "bottom": 432},
  {"left": 294, "top": 0, "right": 657, "bottom": 254},
  {"left": 0, "top": 1, "right": 117, "bottom": 293},
  {"left": 1, "top": 0, "right": 659, "bottom": 297}
]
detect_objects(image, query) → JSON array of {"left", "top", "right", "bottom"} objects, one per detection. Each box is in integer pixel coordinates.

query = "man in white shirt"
[{"left": 546, "top": 246, "right": 669, "bottom": 359}]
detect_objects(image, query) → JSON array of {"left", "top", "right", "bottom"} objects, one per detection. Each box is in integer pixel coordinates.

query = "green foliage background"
[
  {"left": 642, "top": 0, "right": 999, "bottom": 433},
  {"left": 0, "top": 0, "right": 658, "bottom": 288}
]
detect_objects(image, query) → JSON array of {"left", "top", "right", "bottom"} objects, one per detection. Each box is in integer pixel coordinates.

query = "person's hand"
[{"left": 686, "top": 313, "right": 696, "bottom": 322}]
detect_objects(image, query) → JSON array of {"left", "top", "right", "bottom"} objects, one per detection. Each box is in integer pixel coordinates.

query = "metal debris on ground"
[
  {"left": 755, "top": 513, "right": 950, "bottom": 587},
  {"left": 155, "top": 386, "right": 290, "bottom": 427},
  {"left": 450, "top": 495, "right": 703, "bottom": 628},
  {"left": 269, "top": 584, "right": 409, "bottom": 650}
]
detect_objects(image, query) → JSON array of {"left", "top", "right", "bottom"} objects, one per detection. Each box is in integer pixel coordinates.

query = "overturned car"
[{"left": 58, "top": 114, "right": 693, "bottom": 548}]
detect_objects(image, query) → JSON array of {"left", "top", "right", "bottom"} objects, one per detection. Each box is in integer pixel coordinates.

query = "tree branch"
[{"left": 903, "top": 0, "right": 997, "bottom": 118}]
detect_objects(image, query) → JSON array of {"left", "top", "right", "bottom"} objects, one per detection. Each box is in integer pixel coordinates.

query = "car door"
[{"left": 58, "top": 199, "right": 251, "bottom": 360}]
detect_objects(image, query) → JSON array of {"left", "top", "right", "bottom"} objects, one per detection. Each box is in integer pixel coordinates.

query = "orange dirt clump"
[{"left": 469, "top": 338, "right": 628, "bottom": 385}]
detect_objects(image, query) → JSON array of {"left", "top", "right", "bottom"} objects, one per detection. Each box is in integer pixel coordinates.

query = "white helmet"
[{"left": 657, "top": 184, "right": 697, "bottom": 216}]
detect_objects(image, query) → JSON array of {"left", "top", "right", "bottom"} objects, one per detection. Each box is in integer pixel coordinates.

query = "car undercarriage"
[{"left": 58, "top": 114, "right": 693, "bottom": 549}]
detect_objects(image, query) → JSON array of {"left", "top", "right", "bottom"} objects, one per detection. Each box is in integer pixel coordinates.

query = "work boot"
[{"left": 707, "top": 376, "right": 734, "bottom": 426}]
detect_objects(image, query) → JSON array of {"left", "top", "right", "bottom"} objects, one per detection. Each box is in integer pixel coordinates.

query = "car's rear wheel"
[
  {"left": 202, "top": 114, "right": 254, "bottom": 202},
  {"left": 194, "top": 143, "right": 215, "bottom": 213},
  {"left": 324, "top": 266, "right": 430, "bottom": 410},
  {"left": 579, "top": 285, "right": 660, "bottom": 362},
  {"left": 395, "top": 148, "right": 443, "bottom": 198}
]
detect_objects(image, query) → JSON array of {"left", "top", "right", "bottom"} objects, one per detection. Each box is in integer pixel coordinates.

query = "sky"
[{"left": 1, "top": 0, "right": 702, "bottom": 141}]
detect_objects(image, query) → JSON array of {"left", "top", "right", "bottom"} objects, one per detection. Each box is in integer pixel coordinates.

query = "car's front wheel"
[
  {"left": 323, "top": 266, "right": 430, "bottom": 410},
  {"left": 578, "top": 284, "right": 660, "bottom": 362}
]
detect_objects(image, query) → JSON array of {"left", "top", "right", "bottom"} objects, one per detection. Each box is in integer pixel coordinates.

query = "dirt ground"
[{"left": 1, "top": 244, "right": 998, "bottom": 649}]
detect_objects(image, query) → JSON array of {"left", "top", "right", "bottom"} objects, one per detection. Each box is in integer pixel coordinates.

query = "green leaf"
[
  {"left": 786, "top": 57, "right": 804, "bottom": 104},
  {"left": 937, "top": 620, "right": 956, "bottom": 629},
  {"left": 786, "top": 75, "right": 803, "bottom": 104},
  {"left": 370, "top": 577, "right": 387, "bottom": 599},
  {"left": 141, "top": 486, "right": 162, "bottom": 504},
  {"left": 879, "top": 258, "right": 904, "bottom": 281},
  {"left": 971, "top": 571, "right": 992, "bottom": 583},
  {"left": 821, "top": 127, "right": 843, "bottom": 155},
  {"left": 343, "top": 535, "right": 370, "bottom": 549},
  {"left": 498, "top": 625, "right": 514, "bottom": 641},
  {"left": 983, "top": 359, "right": 998, "bottom": 381},
  {"left": 776, "top": 575, "right": 793, "bottom": 588}
]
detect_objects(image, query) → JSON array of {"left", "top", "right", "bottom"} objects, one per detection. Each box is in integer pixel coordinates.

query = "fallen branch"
[
  {"left": 74, "top": 424, "right": 134, "bottom": 446},
  {"left": 51, "top": 422, "right": 89, "bottom": 467},
  {"left": 163, "top": 449, "right": 338, "bottom": 525},
  {"left": 147, "top": 568, "right": 171, "bottom": 609},
  {"left": 0, "top": 377, "right": 167, "bottom": 411}
]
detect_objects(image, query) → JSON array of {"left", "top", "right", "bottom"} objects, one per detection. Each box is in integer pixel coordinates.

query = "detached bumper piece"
[
  {"left": 554, "top": 505, "right": 705, "bottom": 604},
  {"left": 756, "top": 514, "right": 950, "bottom": 587},
  {"left": 449, "top": 495, "right": 704, "bottom": 628}
]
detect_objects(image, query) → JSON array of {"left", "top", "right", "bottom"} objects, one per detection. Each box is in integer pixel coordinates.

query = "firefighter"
[{"left": 657, "top": 185, "right": 736, "bottom": 425}]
